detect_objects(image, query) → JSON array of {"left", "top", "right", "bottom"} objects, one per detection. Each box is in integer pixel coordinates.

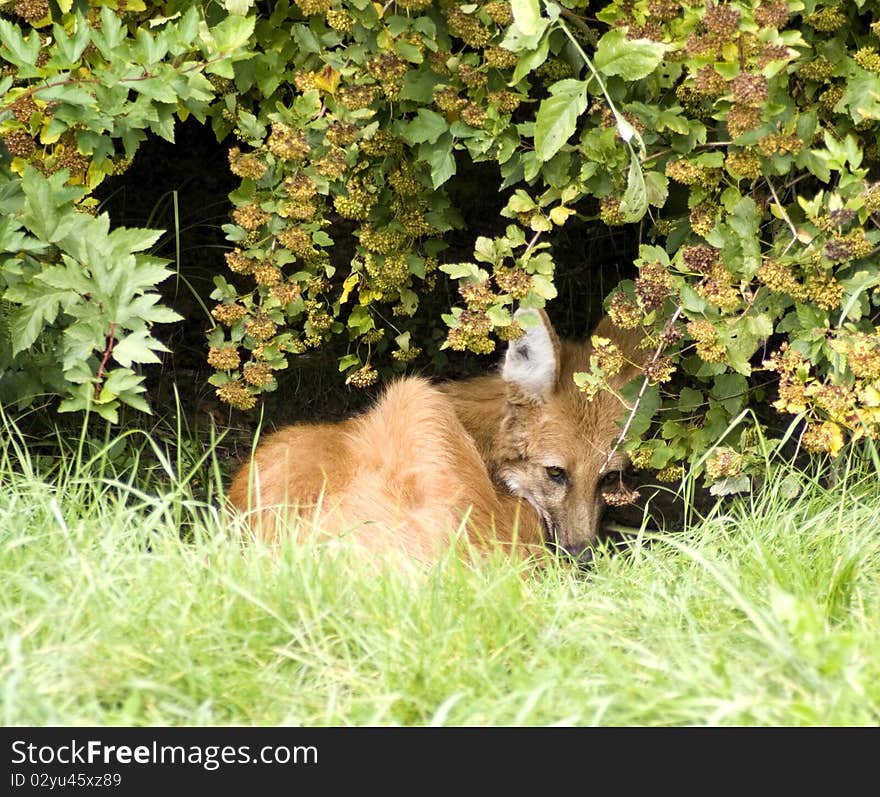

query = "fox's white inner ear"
[{"left": 502, "top": 308, "right": 559, "bottom": 400}]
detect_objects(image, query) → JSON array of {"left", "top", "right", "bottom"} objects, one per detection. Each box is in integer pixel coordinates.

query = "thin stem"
[
  {"left": 601, "top": 305, "right": 683, "bottom": 473},
  {"left": 765, "top": 178, "right": 800, "bottom": 255},
  {"left": 94, "top": 321, "right": 118, "bottom": 399},
  {"left": 0, "top": 57, "right": 222, "bottom": 114},
  {"left": 521, "top": 229, "right": 543, "bottom": 262}
]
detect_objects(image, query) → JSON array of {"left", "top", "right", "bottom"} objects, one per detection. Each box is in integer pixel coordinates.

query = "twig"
[
  {"left": 521, "top": 229, "right": 543, "bottom": 262},
  {"left": 558, "top": 8, "right": 595, "bottom": 39},
  {"left": 601, "top": 305, "right": 683, "bottom": 473},
  {"left": 0, "top": 57, "right": 224, "bottom": 115},
  {"left": 765, "top": 178, "right": 800, "bottom": 255},
  {"left": 94, "top": 321, "right": 117, "bottom": 399}
]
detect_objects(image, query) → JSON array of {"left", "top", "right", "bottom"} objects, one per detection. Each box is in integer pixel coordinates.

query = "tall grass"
[{"left": 1, "top": 415, "right": 878, "bottom": 726}]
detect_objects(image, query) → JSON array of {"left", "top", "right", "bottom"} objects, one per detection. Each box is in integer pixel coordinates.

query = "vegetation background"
[{"left": 1, "top": 0, "right": 879, "bottom": 725}]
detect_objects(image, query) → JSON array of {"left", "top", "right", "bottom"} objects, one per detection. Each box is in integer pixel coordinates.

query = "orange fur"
[{"left": 227, "top": 313, "right": 644, "bottom": 566}]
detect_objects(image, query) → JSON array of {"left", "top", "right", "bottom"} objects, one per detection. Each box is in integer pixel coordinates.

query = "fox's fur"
[{"left": 228, "top": 310, "right": 643, "bottom": 565}]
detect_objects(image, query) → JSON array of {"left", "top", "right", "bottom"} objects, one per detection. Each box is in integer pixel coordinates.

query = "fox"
[{"left": 227, "top": 309, "right": 644, "bottom": 566}]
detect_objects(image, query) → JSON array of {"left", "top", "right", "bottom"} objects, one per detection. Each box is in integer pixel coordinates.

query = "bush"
[{"left": 2, "top": 1, "right": 879, "bottom": 485}]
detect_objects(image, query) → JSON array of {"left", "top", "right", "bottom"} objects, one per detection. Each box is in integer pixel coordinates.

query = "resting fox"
[{"left": 228, "top": 310, "right": 643, "bottom": 565}]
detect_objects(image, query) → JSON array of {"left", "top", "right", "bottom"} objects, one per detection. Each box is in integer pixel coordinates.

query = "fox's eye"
[
  {"left": 545, "top": 466, "right": 568, "bottom": 484},
  {"left": 599, "top": 471, "right": 621, "bottom": 491}
]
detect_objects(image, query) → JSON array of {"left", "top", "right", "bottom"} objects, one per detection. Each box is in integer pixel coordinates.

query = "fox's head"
[{"left": 495, "top": 309, "right": 644, "bottom": 564}]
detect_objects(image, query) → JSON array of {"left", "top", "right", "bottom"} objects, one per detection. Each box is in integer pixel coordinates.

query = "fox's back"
[{"left": 227, "top": 376, "right": 544, "bottom": 562}]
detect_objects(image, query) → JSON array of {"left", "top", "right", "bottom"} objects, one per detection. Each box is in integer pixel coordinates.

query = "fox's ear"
[{"left": 502, "top": 308, "right": 560, "bottom": 401}]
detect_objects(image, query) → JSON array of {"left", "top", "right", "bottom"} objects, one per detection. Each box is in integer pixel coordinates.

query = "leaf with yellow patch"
[
  {"left": 548, "top": 205, "right": 574, "bottom": 226},
  {"left": 314, "top": 65, "right": 340, "bottom": 94},
  {"left": 340, "top": 273, "right": 359, "bottom": 304}
]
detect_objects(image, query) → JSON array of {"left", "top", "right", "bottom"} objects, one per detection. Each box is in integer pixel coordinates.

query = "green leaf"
[
  {"left": 404, "top": 109, "right": 448, "bottom": 145},
  {"left": 133, "top": 77, "right": 179, "bottom": 104},
  {"left": 0, "top": 21, "right": 41, "bottom": 73},
  {"left": 712, "top": 373, "right": 748, "bottom": 415},
  {"left": 678, "top": 387, "right": 703, "bottom": 413},
  {"left": 107, "top": 226, "right": 165, "bottom": 254},
  {"left": 112, "top": 329, "right": 168, "bottom": 368},
  {"left": 9, "top": 294, "right": 64, "bottom": 355},
  {"left": 52, "top": 16, "right": 91, "bottom": 65},
  {"left": 401, "top": 67, "right": 441, "bottom": 103},
  {"left": 680, "top": 285, "right": 708, "bottom": 314},
  {"left": 710, "top": 475, "right": 751, "bottom": 496},
  {"left": 91, "top": 6, "right": 128, "bottom": 59},
  {"left": 534, "top": 80, "right": 588, "bottom": 162},
  {"left": 474, "top": 236, "right": 499, "bottom": 264},
  {"left": 93, "top": 402, "right": 120, "bottom": 423},
  {"left": 20, "top": 169, "right": 84, "bottom": 244},
  {"left": 118, "top": 389, "right": 151, "bottom": 414},
  {"left": 744, "top": 312, "right": 774, "bottom": 339},
  {"left": 422, "top": 134, "right": 457, "bottom": 189},
  {"left": 487, "top": 304, "right": 513, "bottom": 326},
  {"left": 210, "top": 13, "right": 256, "bottom": 53},
  {"left": 841, "top": 68, "right": 880, "bottom": 123},
  {"left": 509, "top": 32, "right": 550, "bottom": 84},
  {"left": 531, "top": 274, "right": 557, "bottom": 300},
  {"left": 440, "top": 262, "right": 486, "bottom": 280},
  {"left": 102, "top": 368, "right": 145, "bottom": 397},
  {"left": 838, "top": 270, "right": 878, "bottom": 323},
  {"left": 510, "top": 0, "right": 542, "bottom": 36},
  {"left": 622, "top": 381, "right": 661, "bottom": 438},
  {"left": 618, "top": 155, "right": 648, "bottom": 222},
  {"left": 395, "top": 39, "right": 423, "bottom": 64},
  {"left": 726, "top": 348, "right": 752, "bottom": 377},
  {"left": 36, "top": 258, "right": 94, "bottom": 296},
  {"left": 338, "top": 354, "right": 361, "bottom": 372},
  {"left": 594, "top": 29, "right": 668, "bottom": 80},
  {"left": 644, "top": 171, "right": 669, "bottom": 208},
  {"left": 291, "top": 23, "right": 322, "bottom": 55}
]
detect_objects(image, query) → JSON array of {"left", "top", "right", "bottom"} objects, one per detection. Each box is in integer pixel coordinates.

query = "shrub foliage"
[{"left": 1, "top": 0, "right": 879, "bottom": 483}]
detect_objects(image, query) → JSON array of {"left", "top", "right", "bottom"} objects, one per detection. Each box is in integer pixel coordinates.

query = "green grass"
[{"left": 1, "top": 420, "right": 879, "bottom": 726}]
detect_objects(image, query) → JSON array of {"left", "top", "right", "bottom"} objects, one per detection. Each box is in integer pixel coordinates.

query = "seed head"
[
  {"left": 805, "top": 7, "right": 846, "bottom": 32},
  {"left": 682, "top": 244, "right": 719, "bottom": 275},
  {"left": 12, "top": 0, "right": 49, "bottom": 23},
  {"left": 801, "top": 421, "right": 845, "bottom": 457},
  {"left": 725, "top": 150, "right": 763, "bottom": 180},
  {"left": 216, "top": 381, "right": 256, "bottom": 410},
  {"left": 269, "top": 282, "right": 301, "bottom": 305},
  {"left": 726, "top": 105, "right": 763, "bottom": 138},
  {"left": 225, "top": 249, "right": 258, "bottom": 275},
  {"left": 656, "top": 465, "right": 685, "bottom": 483},
  {"left": 347, "top": 364, "right": 379, "bottom": 388},
  {"left": 233, "top": 205, "right": 271, "bottom": 231},
  {"left": 645, "top": 355, "right": 676, "bottom": 385},
  {"left": 243, "top": 362, "right": 274, "bottom": 387},
  {"left": 208, "top": 346, "right": 241, "bottom": 371},
  {"left": 244, "top": 314, "right": 277, "bottom": 341},
  {"left": 705, "top": 448, "right": 744, "bottom": 480},
  {"left": 730, "top": 73, "right": 769, "bottom": 107},
  {"left": 754, "top": 1, "right": 789, "bottom": 29},
  {"left": 483, "top": 46, "right": 518, "bottom": 70},
  {"left": 484, "top": 1, "right": 513, "bottom": 26},
  {"left": 228, "top": 147, "right": 268, "bottom": 180},
  {"left": 266, "top": 123, "right": 309, "bottom": 161},
  {"left": 212, "top": 303, "right": 248, "bottom": 326},
  {"left": 693, "top": 65, "right": 726, "bottom": 96},
  {"left": 2, "top": 130, "right": 35, "bottom": 158},
  {"left": 635, "top": 260, "right": 673, "bottom": 311},
  {"left": 608, "top": 292, "right": 643, "bottom": 330},
  {"left": 293, "top": 0, "right": 331, "bottom": 15},
  {"left": 325, "top": 120, "right": 359, "bottom": 147}
]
